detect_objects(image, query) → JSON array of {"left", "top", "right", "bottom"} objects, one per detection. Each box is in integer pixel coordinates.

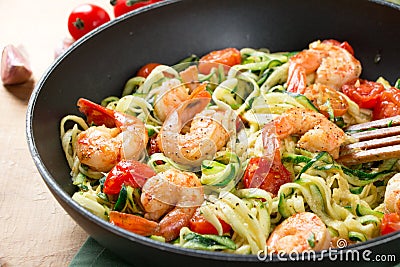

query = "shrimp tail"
[
  {"left": 109, "top": 211, "right": 159, "bottom": 236},
  {"left": 189, "top": 83, "right": 211, "bottom": 100},
  {"left": 77, "top": 98, "right": 117, "bottom": 128},
  {"left": 286, "top": 65, "right": 307, "bottom": 94},
  {"left": 262, "top": 121, "right": 281, "bottom": 161},
  {"left": 245, "top": 122, "right": 283, "bottom": 188},
  {"left": 158, "top": 207, "right": 197, "bottom": 241},
  {"left": 180, "top": 65, "right": 200, "bottom": 93}
]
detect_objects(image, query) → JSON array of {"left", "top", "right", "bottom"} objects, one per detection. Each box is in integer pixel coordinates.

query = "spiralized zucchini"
[{"left": 60, "top": 45, "right": 400, "bottom": 254}]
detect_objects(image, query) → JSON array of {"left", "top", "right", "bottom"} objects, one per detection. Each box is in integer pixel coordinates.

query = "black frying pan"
[{"left": 27, "top": 0, "right": 400, "bottom": 266}]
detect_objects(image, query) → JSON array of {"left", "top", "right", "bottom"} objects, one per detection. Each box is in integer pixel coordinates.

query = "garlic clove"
[{"left": 1, "top": 44, "right": 33, "bottom": 85}]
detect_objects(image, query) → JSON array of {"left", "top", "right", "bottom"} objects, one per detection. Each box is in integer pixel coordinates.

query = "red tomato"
[
  {"left": 243, "top": 157, "right": 292, "bottom": 197},
  {"left": 342, "top": 79, "right": 385, "bottom": 109},
  {"left": 78, "top": 98, "right": 116, "bottom": 128},
  {"left": 373, "top": 87, "right": 400, "bottom": 120},
  {"left": 198, "top": 48, "right": 242, "bottom": 74},
  {"left": 322, "top": 39, "right": 354, "bottom": 55},
  {"left": 339, "top": 41, "right": 355, "bottom": 56},
  {"left": 103, "top": 160, "right": 156, "bottom": 195},
  {"left": 136, "top": 63, "right": 161, "bottom": 78},
  {"left": 68, "top": 4, "right": 111, "bottom": 41},
  {"left": 304, "top": 84, "right": 349, "bottom": 117},
  {"left": 148, "top": 134, "right": 164, "bottom": 165},
  {"left": 148, "top": 134, "right": 161, "bottom": 156},
  {"left": 111, "top": 0, "right": 162, "bottom": 18},
  {"left": 381, "top": 213, "right": 400, "bottom": 235},
  {"left": 189, "top": 208, "right": 231, "bottom": 235}
]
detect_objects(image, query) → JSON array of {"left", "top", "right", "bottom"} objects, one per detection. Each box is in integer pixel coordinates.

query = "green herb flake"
[
  {"left": 78, "top": 184, "right": 89, "bottom": 191},
  {"left": 307, "top": 232, "right": 316, "bottom": 248}
]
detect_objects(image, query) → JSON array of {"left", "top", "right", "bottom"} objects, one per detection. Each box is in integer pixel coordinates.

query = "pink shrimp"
[
  {"left": 384, "top": 173, "right": 400, "bottom": 215},
  {"left": 264, "top": 107, "right": 346, "bottom": 159},
  {"left": 153, "top": 69, "right": 204, "bottom": 122},
  {"left": 76, "top": 98, "right": 148, "bottom": 172},
  {"left": 287, "top": 40, "right": 362, "bottom": 94},
  {"left": 157, "top": 84, "right": 230, "bottom": 169},
  {"left": 267, "top": 212, "right": 331, "bottom": 253},
  {"left": 109, "top": 168, "right": 204, "bottom": 241}
]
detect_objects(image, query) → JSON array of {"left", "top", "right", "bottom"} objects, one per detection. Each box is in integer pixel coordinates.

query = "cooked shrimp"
[
  {"left": 153, "top": 79, "right": 190, "bottom": 122},
  {"left": 287, "top": 40, "right": 362, "bottom": 93},
  {"left": 272, "top": 107, "right": 346, "bottom": 159},
  {"left": 141, "top": 168, "right": 204, "bottom": 219},
  {"left": 76, "top": 98, "right": 148, "bottom": 172},
  {"left": 179, "top": 65, "right": 200, "bottom": 92},
  {"left": 266, "top": 212, "right": 331, "bottom": 253},
  {"left": 110, "top": 168, "right": 204, "bottom": 241},
  {"left": 384, "top": 173, "right": 400, "bottom": 215},
  {"left": 157, "top": 96, "right": 230, "bottom": 169}
]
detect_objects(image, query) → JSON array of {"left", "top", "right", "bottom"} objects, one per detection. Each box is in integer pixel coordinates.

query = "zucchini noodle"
[
  {"left": 60, "top": 44, "right": 400, "bottom": 254},
  {"left": 200, "top": 191, "right": 271, "bottom": 254}
]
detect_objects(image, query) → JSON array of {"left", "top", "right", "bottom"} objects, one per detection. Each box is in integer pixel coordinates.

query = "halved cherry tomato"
[
  {"left": 342, "top": 79, "right": 385, "bottom": 109},
  {"left": 189, "top": 208, "right": 231, "bottom": 235},
  {"left": 303, "top": 84, "right": 349, "bottom": 117},
  {"left": 198, "top": 48, "right": 242, "bottom": 74},
  {"left": 68, "top": 4, "right": 111, "bottom": 41},
  {"left": 373, "top": 87, "right": 400, "bottom": 120},
  {"left": 111, "top": 0, "right": 162, "bottom": 18},
  {"left": 103, "top": 160, "right": 156, "bottom": 195},
  {"left": 78, "top": 98, "right": 117, "bottom": 128},
  {"left": 243, "top": 157, "right": 291, "bottom": 197},
  {"left": 136, "top": 63, "right": 161, "bottom": 78},
  {"left": 381, "top": 213, "right": 400, "bottom": 235},
  {"left": 322, "top": 39, "right": 354, "bottom": 55}
]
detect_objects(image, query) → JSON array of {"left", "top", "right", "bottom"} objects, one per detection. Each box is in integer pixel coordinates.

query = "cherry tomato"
[
  {"left": 373, "top": 87, "right": 400, "bottom": 120},
  {"left": 147, "top": 134, "right": 164, "bottom": 165},
  {"left": 103, "top": 160, "right": 156, "bottom": 195},
  {"left": 68, "top": 4, "right": 111, "bottom": 41},
  {"left": 189, "top": 208, "right": 231, "bottom": 235},
  {"left": 381, "top": 213, "right": 400, "bottom": 235},
  {"left": 198, "top": 48, "right": 242, "bottom": 74},
  {"left": 243, "top": 157, "right": 292, "bottom": 197},
  {"left": 303, "top": 84, "right": 349, "bottom": 117},
  {"left": 78, "top": 98, "right": 118, "bottom": 128},
  {"left": 136, "top": 63, "right": 161, "bottom": 78},
  {"left": 322, "top": 39, "right": 354, "bottom": 55},
  {"left": 148, "top": 134, "right": 161, "bottom": 156},
  {"left": 342, "top": 79, "right": 385, "bottom": 109},
  {"left": 111, "top": 0, "right": 162, "bottom": 18},
  {"left": 339, "top": 41, "right": 355, "bottom": 56}
]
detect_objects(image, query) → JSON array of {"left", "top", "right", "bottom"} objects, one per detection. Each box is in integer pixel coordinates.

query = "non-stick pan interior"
[{"left": 27, "top": 0, "right": 400, "bottom": 266}]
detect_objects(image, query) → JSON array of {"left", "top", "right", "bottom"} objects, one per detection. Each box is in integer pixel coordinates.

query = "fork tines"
[{"left": 338, "top": 115, "right": 400, "bottom": 165}]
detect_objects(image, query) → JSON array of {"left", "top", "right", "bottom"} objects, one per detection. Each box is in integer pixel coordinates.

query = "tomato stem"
[
  {"left": 110, "top": 0, "right": 117, "bottom": 6},
  {"left": 126, "top": 0, "right": 147, "bottom": 7},
  {"left": 73, "top": 18, "right": 84, "bottom": 30}
]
